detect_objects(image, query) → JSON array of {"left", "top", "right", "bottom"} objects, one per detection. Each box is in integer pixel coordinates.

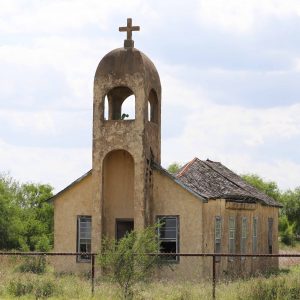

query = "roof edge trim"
[
  {"left": 151, "top": 162, "right": 208, "bottom": 202},
  {"left": 47, "top": 169, "right": 92, "bottom": 203}
]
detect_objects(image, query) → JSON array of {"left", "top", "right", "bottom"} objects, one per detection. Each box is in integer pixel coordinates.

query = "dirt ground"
[{"left": 279, "top": 249, "right": 300, "bottom": 268}]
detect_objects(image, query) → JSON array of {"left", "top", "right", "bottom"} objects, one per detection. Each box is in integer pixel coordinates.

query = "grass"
[
  {"left": 0, "top": 256, "right": 300, "bottom": 299},
  {"left": 279, "top": 240, "right": 300, "bottom": 252}
]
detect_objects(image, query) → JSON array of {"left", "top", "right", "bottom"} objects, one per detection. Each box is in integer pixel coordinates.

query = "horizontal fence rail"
[{"left": 1, "top": 252, "right": 300, "bottom": 299}]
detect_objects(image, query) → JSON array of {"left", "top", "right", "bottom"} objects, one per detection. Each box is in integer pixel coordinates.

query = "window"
[
  {"left": 268, "top": 218, "right": 273, "bottom": 254},
  {"left": 252, "top": 217, "right": 258, "bottom": 257},
  {"left": 228, "top": 216, "right": 235, "bottom": 261},
  {"left": 77, "top": 216, "right": 92, "bottom": 262},
  {"left": 215, "top": 216, "right": 222, "bottom": 262},
  {"left": 157, "top": 216, "right": 179, "bottom": 262},
  {"left": 241, "top": 217, "right": 247, "bottom": 259}
]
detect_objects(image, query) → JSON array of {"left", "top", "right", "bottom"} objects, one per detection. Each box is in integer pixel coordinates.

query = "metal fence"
[{"left": 1, "top": 252, "right": 300, "bottom": 299}]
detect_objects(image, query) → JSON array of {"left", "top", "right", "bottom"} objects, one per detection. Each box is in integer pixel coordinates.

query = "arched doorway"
[{"left": 102, "top": 149, "right": 134, "bottom": 239}]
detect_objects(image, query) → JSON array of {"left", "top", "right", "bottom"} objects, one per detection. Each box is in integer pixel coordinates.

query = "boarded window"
[
  {"left": 157, "top": 216, "right": 179, "bottom": 262},
  {"left": 228, "top": 216, "right": 235, "bottom": 261},
  {"left": 252, "top": 217, "right": 258, "bottom": 257},
  {"left": 268, "top": 218, "right": 273, "bottom": 254},
  {"left": 215, "top": 216, "right": 222, "bottom": 262},
  {"left": 241, "top": 217, "right": 247, "bottom": 259},
  {"left": 77, "top": 216, "right": 92, "bottom": 262}
]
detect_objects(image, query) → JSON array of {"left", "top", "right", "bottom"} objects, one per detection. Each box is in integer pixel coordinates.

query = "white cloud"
[
  {"left": 196, "top": 0, "right": 300, "bottom": 33},
  {"left": 0, "top": 110, "right": 56, "bottom": 134},
  {"left": 161, "top": 69, "right": 300, "bottom": 189},
  {"left": 0, "top": 0, "right": 144, "bottom": 34},
  {"left": 0, "top": 138, "right": 91, "bottom": 192},
  {"left": 1, "top": 0, "right": 299, "bottom": 192}
]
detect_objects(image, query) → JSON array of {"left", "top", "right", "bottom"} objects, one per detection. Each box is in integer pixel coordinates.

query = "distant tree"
[
  {"left": 242, "top": 173, "right": 300, "bottom": 243},
  {"left": 167, "top": 162, "right": 182, "bottom": 175},
  {"left": 241, "top": 174, "right": 281, "bottom": 202},
  {"left": 280, "top": 188, "right": 300, "bottom": 235},
  {"left": 0, "top": 173, "right": 54, "bottom": 251},
  {"left": 279, "top": 215, "right": 296, "bottom": 246},
  {"left": 0, "top": 174, "right": 22, "bottom": 249}
]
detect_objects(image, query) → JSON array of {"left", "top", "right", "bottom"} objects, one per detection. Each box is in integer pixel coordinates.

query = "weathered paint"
[
  {"left": 52, "top": 41, "right": 280, "bottom": 279},
  {"left": 202, "top": 199, "right": 279, "bottom": 279},
  {"left": 152, "top": 170, "right": 205, "bottom": 280},
  {"left": 92, "top": 47, "right": 161, "bottom": 253},
  {"left": 103, "top": 149, "right": 134, "bottom": 237},
  {"left": 53, "top": 173, "right": 93, "bottom": 272}
]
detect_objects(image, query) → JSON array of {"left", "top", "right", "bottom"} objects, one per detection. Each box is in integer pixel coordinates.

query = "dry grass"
[
  {"left": 279, "top": 241, "right": 300, "bottom": 252},
  {"left": 0, "top": 256, "right": 300, "bottom": 299}
]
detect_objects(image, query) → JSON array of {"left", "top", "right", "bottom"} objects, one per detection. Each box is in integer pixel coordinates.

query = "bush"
[
  {"left": 8, "top": 276, "right": 58, "bottom": 299},
  {"left": 239, "top": 276, "right": 300, "bottom": 300},
  {"left": 280, "top": 215, "right": 296, "bottom": 246},
  {"left": 8, "top": 278, "right": 34, "bottom": 296},
  {"left": 18, "top": 255, "right": 47, "bottom": 274},
  {"left": 34, "top": 278, "right": 57, "bottom": 299},
  {"left": 98, "top": 225, "right": 161, "bottom": 299}
]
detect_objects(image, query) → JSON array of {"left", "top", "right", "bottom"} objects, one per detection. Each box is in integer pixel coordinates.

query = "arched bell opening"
[
  {"left": 103, "top": 86, "right": 135, "bottom": 121},
  {"left": 148, "top": 89, "right": 159, "bottom": 124},
  {"left": 102, "top": 149, "right": 135, "bottom": 239}
]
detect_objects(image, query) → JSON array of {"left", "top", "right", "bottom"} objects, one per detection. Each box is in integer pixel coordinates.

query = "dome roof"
[{"left": 94, "top": 47, "right": 160, "bottom": 90}]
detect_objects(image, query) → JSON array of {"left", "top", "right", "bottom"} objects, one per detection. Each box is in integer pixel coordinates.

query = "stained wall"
[{"left": 53, "top": 173, "right": 93, "bottom": 272}]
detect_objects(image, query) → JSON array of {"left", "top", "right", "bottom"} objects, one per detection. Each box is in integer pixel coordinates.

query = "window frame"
[
  {"left": 241, "top": 217, "right": 247, "bottom": 260},
  {"left": 214, "top": 216, "right": 222, "bottom": 262},
  {"left": 252, "top": 216, "right": 258, "bottom": 259},
  {"left": 76, "top": 215, "right": 92, "bottom": 263},
  {"left": 268, "top": 217, "right": 273, "bottom": 254},
  {"left": 157, "top": 215, "right": 179, "bottom": 263},
  {"left": 228, "top": 216, "right": 236, "bottom": 261}
]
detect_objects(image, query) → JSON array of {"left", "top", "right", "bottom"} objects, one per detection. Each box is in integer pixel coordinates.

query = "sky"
[{"left": 1, "top": 0, "right": 300, "bottom": 192}]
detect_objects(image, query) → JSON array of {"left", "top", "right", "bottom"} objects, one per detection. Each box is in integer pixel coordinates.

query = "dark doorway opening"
[{"left": 116, "top": 219, "right": 134, "bottom": 241}]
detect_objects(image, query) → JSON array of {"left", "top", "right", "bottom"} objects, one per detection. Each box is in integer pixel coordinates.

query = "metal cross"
[{"left": 119, "top": 18, "right": 140, "bottom": 48}]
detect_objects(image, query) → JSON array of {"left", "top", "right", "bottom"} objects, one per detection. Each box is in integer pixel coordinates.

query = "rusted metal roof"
[{"left": 176, "top": 158, "right": 281, "bottom": 207}]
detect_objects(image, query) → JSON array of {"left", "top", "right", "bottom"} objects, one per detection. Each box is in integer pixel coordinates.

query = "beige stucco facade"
[
  {"left": 53, "top": 167, "right": 279, "bottom": 279},
  {"left": 51, "top": 26, "right": 280, "bottom": 280}
]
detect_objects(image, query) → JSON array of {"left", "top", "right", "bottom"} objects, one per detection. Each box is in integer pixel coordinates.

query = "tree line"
[
  {"left": 0, "top": 166, "right": 299, "bottom": 251},
  {"left": 0, "top": 173, "right": 53, "bottom": 251}
]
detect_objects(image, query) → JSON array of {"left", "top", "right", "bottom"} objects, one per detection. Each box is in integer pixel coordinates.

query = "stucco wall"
[
  {"left": 103, "top": 150, "right": 134, "bottom": 238},
  {"left": 202, "top": 199, "right": 279, "bottom": 279},
  {"left": 152, "top": 170, "right": 279, "bottom": 280},
  {"left": 53, "top": 173, "right": 93, "bottom": 273},
  {"left": 152, "top": 170, "right": 205, "bottom": 281}
]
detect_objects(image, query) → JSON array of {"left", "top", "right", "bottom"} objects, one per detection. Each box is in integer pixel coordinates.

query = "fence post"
[
  {"left": 212, "top": 255, "right": 216, "bottom": 300},
  {"left": 91, "top": 254, "right": 95, "bottom": 296}
]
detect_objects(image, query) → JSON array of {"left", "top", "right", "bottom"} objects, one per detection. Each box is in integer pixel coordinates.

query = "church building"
[{"left": 50, "top": 19, "right": 281, "bottom": 279}]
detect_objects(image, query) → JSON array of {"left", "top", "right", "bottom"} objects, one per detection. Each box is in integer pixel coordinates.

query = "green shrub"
[
  {"left": 8, "top": 277, "right": 34, "bottom": 297},
  {"left": 34, "top": 278, "right": 57, "bottom": 299},
  {"left": 280, "top": 216, "right": 296, "bottom": 246},
  {"left": 239, "top": 276, "right": 300, "bottom": 300},
  {"left": 18, "top": 255, "right": 47, "bottom": 274},
  {"left": 98, "top": 225, "right": 161, "bottom": 299},
  {"left": 7, "top": 276, "right": 58, "bottom": 299}
]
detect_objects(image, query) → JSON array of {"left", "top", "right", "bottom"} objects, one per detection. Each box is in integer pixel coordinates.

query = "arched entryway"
[{"left": 102, "top": 149, "right": 134, "bottom": 239}]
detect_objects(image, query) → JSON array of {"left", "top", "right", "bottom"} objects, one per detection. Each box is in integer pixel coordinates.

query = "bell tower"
[{"left": 92, "top": 18, "right": 161, "bottom": 249}]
